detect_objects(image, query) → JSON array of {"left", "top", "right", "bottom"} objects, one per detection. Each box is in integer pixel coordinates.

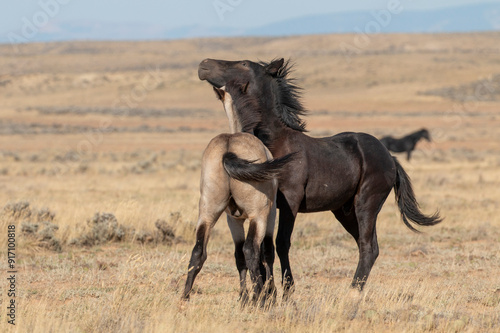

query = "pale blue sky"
[
  {"left": 2, "top": 0, "right": 495, "bottom": 33},
  {"left": 0, "top": 0, "right": 500, "bottom": 43}
]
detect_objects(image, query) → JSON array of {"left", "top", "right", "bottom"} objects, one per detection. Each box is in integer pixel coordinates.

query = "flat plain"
[{"left": 1, "top": 32, "right": 500, "bottom": 332}]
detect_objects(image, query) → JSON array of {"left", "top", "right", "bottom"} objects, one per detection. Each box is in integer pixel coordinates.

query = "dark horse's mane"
[{"left": 259, "top": 59, "right": 308, "bottom": 132}]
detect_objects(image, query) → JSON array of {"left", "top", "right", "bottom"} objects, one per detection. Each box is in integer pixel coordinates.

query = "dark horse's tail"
[
  {"left": 393, "top": 158, "right": 443, "bottom": 232},
  {"left": 222, "top": 152, "right": 294, "bottom": 182}
]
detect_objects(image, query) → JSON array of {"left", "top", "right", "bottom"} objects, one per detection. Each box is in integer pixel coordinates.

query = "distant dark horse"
[
  {"left": 198, "top": 58, "right": 442, "bottom": 297},
  {"left": 380, "top": 129, "right": 431, "bottom": 161}
]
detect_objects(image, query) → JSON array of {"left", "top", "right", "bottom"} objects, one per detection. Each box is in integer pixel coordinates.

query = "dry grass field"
[{"left": 1, "top": 32, "right": 500, "bottom": 332}]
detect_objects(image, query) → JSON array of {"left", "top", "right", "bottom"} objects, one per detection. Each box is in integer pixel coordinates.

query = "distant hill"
[
  {"left": 246, "top": 2, "right": 500, "bottom": 36},
  {"left": 2, "top": 2, "right": 500, "bottom": 43}
]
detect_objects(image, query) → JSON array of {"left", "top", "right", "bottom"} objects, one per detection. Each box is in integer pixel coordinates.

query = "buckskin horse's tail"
[
  {"left": 393, "top": 157, "right": 443, "bottom": 232},
  {"left": 222, "top": 152, "right": 294, "bottom": 182}
]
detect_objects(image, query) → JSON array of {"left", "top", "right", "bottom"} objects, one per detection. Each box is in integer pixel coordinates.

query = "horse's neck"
[
  {"left": 257, "top": 118, "right": 298, "bottom": 156},
  {"left": 223, "top": 97, "right": 243, "bottom": 134},
  {"left": 409, "top": 132, "right": 423, "bottom": 143}
]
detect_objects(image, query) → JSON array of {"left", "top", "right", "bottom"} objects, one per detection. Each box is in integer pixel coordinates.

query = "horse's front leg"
[{"left": 275, "top": 191, "right": 301, "bottom": 300}]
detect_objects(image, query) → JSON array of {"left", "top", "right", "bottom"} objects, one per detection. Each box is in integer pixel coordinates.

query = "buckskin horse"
[
  {"left": 182, "top": 87, "right": 293, "bottom": 305},
  {"left": 380, "top": 128, "right": 431, "bottom": 161},
  {"left": 198, "top": 58, "right": 442, "bottom": 298}
]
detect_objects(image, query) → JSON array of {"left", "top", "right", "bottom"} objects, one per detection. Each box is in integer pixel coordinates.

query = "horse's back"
[
  {"left": 227, "top": 132, "right": 272, "bottom": 162},
  {"left": 326, "top": 132, "right": 392, "bottom": 161},
  {"left": 293, "top": 132, "right": 394, "bottom": 212}
]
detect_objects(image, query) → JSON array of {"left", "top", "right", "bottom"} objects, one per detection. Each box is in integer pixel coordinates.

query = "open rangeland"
[{"left": 1, "top": 33, "right": 500, "bottom": 332}]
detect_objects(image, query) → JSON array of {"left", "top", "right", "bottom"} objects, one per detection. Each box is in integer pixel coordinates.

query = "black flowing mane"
[{"left": 260, "top": 59, "right": 308, "bottom": 132}]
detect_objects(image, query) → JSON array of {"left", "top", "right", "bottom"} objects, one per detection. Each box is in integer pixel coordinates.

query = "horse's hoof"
[
  {"left": 347, "top": 287, "right": 362, "bottom": 299},
  {"left": 239, "top": 292, "right": 250, "bottom": 308},
  {"left": 178, "top": 297, "right": 189, "bottom": 311},
  {"left": 281, "top": 286, "right": 295, "bottom": 303},
  {"left": 259, "top": 294, "right": 277, "bottom": 309}
]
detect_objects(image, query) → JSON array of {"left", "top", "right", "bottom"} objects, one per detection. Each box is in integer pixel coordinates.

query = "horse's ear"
[
  {"left": 213, "top": 86, "right": 225, "bottom": 100},
  {"left": 241, "top": 81, "right": 249, "bottom": 93},
  {"left": 265, "top": 58, "right": 284, "bottom": 76}
]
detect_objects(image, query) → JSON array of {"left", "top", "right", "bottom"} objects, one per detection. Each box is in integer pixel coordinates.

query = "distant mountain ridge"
[
  {"left": 2, "top": 2, "right": 500, "bottom": 43},
  {"left": 247, "top": 2, "right": 500, "bottom": 36}
]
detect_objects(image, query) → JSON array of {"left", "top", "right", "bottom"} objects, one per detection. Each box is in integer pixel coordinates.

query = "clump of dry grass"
[
  {"left": 128, "top": 152, "right": 158, "bottom": 174},
  {"left": 66, "top": 210, "right": 182, "bottom": 247},
  {"left": 3, "top": 201, "right": 62, "bottom": 251},
  {"left": 21, "top": 220, "right": 62, "bottom": 252},
  {"left": 69, "top": 212, "right": 128, "bottom": 246},
  {"left": 1, "top": 198, "right": 187, "bottom": 253},
  {"left": 135, "top": 217, "right": 177, "bottom": 244},
  {"left": 3, "top": 200, "right": 32, "bottom": 220}
]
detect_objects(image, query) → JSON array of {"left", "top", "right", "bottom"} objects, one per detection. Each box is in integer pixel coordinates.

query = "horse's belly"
[{"left": 299, "top": 183, "right": 356, "bottom": 213}]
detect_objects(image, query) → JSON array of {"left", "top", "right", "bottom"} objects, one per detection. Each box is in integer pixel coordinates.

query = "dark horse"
[
  {"left": 198, "top": 58, "right": 442, "bottom": 296},
  {"left": 380, "top": 129, "right": 431, "bottom": 161}
]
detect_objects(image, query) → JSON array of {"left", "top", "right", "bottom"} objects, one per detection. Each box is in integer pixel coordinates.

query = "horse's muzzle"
[{"left": 198, "top": 59, "right": 214, "bottom": 80}]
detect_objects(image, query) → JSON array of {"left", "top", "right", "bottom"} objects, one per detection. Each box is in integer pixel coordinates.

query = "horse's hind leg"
[
  {"left": 349, "top": 191, "right": 389, "bottom": 291},
  {"left": 182, "top": 201, "right": 227, "bottom": 300},
  {"left": 261, "top": 200, "right": 277, "bottom": 303},
  {"left": 227, "top": 215, "right": 249, "bottom": 304},
  {"left": 333, "top": 208, "right": 363, "bottom": 288},
  {"left": 333, "top": 205, "right": 359, "bottom": 242},
  {"left": 243, "top": 216, "right": 267, "bottom": 304},
  {"left": 334, "top": 183, "right": 391, "bottom": 291},
  {"left": 352, "top": 223, "right": 379, "bottom": 291}
]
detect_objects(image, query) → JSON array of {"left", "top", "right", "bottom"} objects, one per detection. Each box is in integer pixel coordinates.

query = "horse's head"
[
  {"left": 199, "top": 58, "right": 307, "bottom": 132},
  {"left": 421, "top": 129, "right": 431, "bottom": 141},
  {"left": 199, "top": 58, "right": 284, "bottom": 95}
]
